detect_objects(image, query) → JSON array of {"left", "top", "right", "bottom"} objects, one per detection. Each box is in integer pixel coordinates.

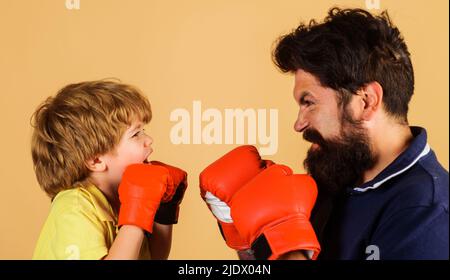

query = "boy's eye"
[{"left": 132, "top": 129, "right": 144, "bottom": 137}]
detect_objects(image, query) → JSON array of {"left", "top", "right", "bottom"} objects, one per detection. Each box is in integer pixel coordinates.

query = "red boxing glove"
[
  {"left": 151, "top": 161, "right": 188, "bottom": 225},
  {"left": 232, "top": 164, "right": 320, "bottom": 260},
  {"left": 199, "top": 145, "right": 273, "bottom": 251},
  {"left": 118, "top": 164, "right": 172, "bottom": 233}
]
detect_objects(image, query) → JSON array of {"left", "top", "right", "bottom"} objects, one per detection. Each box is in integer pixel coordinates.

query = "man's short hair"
[{"left": 273, "top": 7, "right": 414, "bottom": 123}]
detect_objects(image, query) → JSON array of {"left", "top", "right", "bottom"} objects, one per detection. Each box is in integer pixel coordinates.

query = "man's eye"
[{"left": 300, "top": 99, "right": 314, "bottom": 106}]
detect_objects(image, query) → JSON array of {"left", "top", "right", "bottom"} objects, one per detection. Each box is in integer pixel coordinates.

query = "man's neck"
[{"left": 362, "top": 124, "right": 413, "bottom": 184}]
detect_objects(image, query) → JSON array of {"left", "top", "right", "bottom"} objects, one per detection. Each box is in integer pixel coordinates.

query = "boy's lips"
[{"left": 143, "top": 149, "right": 153, "bottom": 164}]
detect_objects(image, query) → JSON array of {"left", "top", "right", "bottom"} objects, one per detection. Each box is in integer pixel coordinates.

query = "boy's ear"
[{"left": 85, "top": 156, "right": 107, "bottom": 172}]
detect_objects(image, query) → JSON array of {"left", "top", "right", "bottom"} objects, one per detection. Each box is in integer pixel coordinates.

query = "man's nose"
[{"left": 294, "top": 110, "right": 308, "bottom": 132}]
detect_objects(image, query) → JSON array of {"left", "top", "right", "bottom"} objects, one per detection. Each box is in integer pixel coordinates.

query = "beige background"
[{"left": 0, "top": 0, "right": 448, "bottom": 259}]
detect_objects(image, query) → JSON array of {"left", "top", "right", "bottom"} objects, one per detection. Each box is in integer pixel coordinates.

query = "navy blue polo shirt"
[{"left": 314, "top": 127, "right": 449, "bottom": 260}]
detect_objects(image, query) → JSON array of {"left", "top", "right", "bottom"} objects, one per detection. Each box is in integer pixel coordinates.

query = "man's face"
[
  {"left": 293, "top": 70, "right": 343, "bottom": 141},
  {"left": 293, "top": 69, "right": 376, "bottom": 195}
]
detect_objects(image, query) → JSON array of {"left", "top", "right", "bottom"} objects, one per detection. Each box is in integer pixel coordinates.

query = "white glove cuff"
[{"left": 204, "top": 191, "right": 233, "bottom": 223}]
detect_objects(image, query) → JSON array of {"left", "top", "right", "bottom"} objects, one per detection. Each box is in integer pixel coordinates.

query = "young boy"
[{"left": 31, "top": 80, "right": 187, "bottom": 260}]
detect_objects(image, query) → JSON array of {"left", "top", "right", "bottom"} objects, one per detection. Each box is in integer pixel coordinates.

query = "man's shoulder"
[
  {"left": 417, "top": 151, "right": 449, "bottom": 196},
  {"left": 386, "top": 153, "right": 448, "bottom": 211}
]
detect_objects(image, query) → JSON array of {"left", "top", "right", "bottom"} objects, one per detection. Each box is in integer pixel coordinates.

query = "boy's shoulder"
[
  {"left": 34, "top": 184, "right": 117, "bottom": 260},
  {"left": 51, "top": 184, "right": 116, "bottom": 222}
]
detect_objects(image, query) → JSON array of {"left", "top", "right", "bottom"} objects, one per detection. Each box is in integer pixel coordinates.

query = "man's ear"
[
  {"left": 359, "top": 81, "right": 383, "bottom": 121},
  {"left": 85, "top": 156, "right": 107, "bottom": 172}
]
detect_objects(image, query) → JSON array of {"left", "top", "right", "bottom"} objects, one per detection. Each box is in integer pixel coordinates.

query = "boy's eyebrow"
[{"left": 127, "top": 123, "right": 143, "bottom": 134}]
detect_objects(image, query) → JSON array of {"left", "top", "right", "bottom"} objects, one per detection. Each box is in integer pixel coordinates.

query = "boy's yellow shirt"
[{"left": 33, "top": 184, "right": 151, "bottom": 260}]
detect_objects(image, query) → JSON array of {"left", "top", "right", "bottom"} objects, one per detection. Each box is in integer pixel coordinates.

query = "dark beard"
[{"left": 303, "top": 119, "right": 377, "bottom": 196}]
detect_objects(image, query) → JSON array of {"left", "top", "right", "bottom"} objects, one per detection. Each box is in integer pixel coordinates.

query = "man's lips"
[{"left": 311, "top": 143, "right": 320, "bottom": 150}]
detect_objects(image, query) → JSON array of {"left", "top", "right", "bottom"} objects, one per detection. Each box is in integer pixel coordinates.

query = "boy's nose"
[{"left": 144, "top": 135, "right": 153, "bottom": 147}]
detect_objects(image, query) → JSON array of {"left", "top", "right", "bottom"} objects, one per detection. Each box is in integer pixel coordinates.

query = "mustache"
[{"left": 303, "top": 128, "right": 327, "bottom": 147}]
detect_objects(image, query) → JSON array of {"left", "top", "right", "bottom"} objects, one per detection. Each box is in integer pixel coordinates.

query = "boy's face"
[{"left": 102, "top": 119, "right": 153, "bottom": 187}]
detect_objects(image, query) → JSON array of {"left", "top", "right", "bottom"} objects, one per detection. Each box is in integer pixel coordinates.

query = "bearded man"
[{"left": 272, "top": 7, "right": 449, "bottom": 260}]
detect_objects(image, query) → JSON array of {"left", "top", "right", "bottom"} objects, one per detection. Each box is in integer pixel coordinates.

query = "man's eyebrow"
[{"left": 300, "top": 91, "right": 314, "bottom": 99}]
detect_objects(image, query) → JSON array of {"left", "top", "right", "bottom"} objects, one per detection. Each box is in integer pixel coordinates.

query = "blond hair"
[{"left": 31, "top": 80, "right": 152, "bottom": 199}]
